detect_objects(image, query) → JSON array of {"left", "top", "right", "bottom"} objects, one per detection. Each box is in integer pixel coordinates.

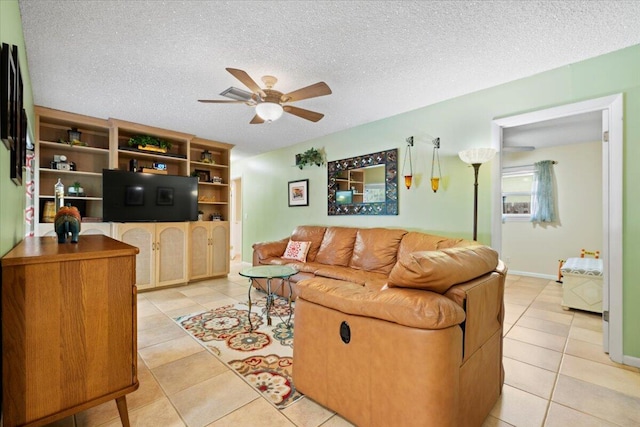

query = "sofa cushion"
[
  {"left": 296, "top": 278, "right": 466, "bottom": 329},
  {"left": 314, "top": 265, "right": 388, "bottom": 285},
  {"left": 252, "top": 237, "right": 289, "bottom": 261},
  {"left": 387, "top": 245, "right": 499, "bottom": 294},
  {"left": 315, "top": 227, "right": 358, "bottom": 266},
  {"left": 349, "top": 228, "right": 408, "bottom": 275},
  {"left": 397, "top": 232, "right": 469, "bottom": 261},
  {"left": 282, "top": 240, "right": 311, "bottom": 262},
  {"left": 291, "top": 226, "right": 327, "bottom": 262}
]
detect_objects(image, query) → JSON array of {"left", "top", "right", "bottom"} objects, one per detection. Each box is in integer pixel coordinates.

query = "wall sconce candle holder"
[
  {"left": 431, "top": 137, "right": 442, "bottom": 193},
  {"left": 402, "top": 136, "right": 414, "bottom": 189}
]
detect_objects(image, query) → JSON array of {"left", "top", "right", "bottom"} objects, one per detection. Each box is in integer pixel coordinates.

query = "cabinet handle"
[
  {"left": 152, "top": 242, "right": 155, "bottom": 251},
  {"left": 156, "top": 241, "right": 160, "bottom": 251}
]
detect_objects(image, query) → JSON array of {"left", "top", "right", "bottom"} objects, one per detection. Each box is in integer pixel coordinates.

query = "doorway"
[{"left": 490, "top": 94, "right": 624, "bottom": 363}]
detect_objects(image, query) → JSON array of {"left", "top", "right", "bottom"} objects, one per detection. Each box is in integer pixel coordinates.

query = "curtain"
[{"left": 530, "top": 160, "right": 556, "bottom": 223}]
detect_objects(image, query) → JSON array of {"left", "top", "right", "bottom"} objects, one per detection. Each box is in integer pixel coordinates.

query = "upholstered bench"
[{"left": 560, "top": 257, "right": 603, "bottom": 313}]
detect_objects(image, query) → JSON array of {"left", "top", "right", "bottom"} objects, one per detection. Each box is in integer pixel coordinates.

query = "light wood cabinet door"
[
  {"left": 189, "top": 222, "right": 211, "bottom": 280},
  {"left": 156, "top": 222, "right": 188, "bottom": 287},
  {"left": 189, "top": 221, "right": 229, "bottom": 280},
  {"left": 210, "top": 222, "right": 230, "bottom": 277},
  {"left": 114, "top": 223, "right": 156, "bottom": 290}
]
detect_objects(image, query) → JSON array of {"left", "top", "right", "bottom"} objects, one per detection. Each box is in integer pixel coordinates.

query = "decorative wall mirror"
[{"left": 327, "top": 148, "right": 398, "bottom": 215}]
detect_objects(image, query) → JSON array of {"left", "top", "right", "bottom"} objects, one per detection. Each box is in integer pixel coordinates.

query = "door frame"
[{"left": 490, "top": 93, "right": 623, "bottom": 363}]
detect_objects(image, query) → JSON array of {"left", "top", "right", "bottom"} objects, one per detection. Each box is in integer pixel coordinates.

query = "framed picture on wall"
[{"left": 288, "top": 179, "right": 309, "bottom": 207}]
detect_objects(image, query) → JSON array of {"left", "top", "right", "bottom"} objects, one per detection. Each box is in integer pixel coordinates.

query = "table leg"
[
  {"left": 115, "top": 396, "right": 131, "bottom": 427},
  {"left": 266, "top": 277, "right": 272, "bottom": 326},
  {"left": 286, "top": 276, "right": 293, "bottom": 327},
  {"left": 247, "top": 278, "right": 254, "bottom": 331}
]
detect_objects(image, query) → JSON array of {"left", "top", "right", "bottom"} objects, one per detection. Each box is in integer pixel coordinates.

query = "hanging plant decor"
[{"left": 295, "top": 147, "right": 325, "bottom": 170}]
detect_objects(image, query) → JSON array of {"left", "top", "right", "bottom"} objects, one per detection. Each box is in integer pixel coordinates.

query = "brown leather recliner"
[{"left": 251, "top": 225, "right": 506, "bottom": 426}]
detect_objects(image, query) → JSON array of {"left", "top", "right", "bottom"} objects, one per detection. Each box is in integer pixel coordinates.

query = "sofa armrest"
[
  {"left": 252, "top": 237, "right": 289, "bottom": 265},
  {"left": 444, "top": 263, "right": 507, "bottom": 362},
  {"left": 296, "top": 277, "right": 465, "bottom": 330}
]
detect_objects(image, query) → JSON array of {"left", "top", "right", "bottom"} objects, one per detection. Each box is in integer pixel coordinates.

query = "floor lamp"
[{"left": 458, "top": 148, "right": 496, "bottom": 241}]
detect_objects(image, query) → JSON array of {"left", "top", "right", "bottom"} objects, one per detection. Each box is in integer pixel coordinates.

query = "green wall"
[
  {"left": 0, "top": 0, "right": 34, "bottom": 256},
  {"left": 235, "top": 44, "right": 640, "bottom": 358}
]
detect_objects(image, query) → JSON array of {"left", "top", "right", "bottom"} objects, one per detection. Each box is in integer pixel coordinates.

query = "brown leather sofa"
[{"left": 252, "top": 225, "right": 506, "bottom": 426}]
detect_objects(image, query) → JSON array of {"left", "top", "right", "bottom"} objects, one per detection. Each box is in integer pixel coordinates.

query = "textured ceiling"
[{"left": 18, "top": 1, "right": 640, "bottom": 161}]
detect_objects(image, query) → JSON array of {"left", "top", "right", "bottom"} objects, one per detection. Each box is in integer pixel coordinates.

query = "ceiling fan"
[{"left": 198, "top": 68, "right": 332, "bottom": 124}]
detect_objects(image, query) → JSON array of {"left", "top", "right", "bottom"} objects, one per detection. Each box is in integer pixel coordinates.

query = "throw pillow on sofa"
[
  {"left": 387, "top": 245, "right": 499, "bottom": 294},
  {"left": 282, "top": 240, "right": 312, "bottom": 262}
]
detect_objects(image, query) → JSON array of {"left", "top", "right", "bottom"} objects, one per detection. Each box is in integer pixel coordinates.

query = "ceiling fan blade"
[
  {"left": 250, "top": 114, "right": 265, "bottom": 124},
  {"left": 226, "top": 68, "right": 266, "bottom": 98},
  {"left": 198, "top": 99, "right": 247, "bottom": 103},
  {"left": 282, "top": 82, "right": 332, "bottom": 102},
  {"left": 283, "top": 105, "right": 324, "bottom": 122}
]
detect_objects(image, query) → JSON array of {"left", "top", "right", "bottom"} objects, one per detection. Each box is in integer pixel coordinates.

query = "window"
[{"left": 502, "top": 167, "right": 534, "bottom": 220}]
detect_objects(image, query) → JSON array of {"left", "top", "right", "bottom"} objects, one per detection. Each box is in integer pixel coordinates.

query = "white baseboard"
[
  {"left": 623, "top": 355, "right": 640, "bottom": 368},
  {"left": 508, "top": 270, "right": 557, "bottom": 281}
]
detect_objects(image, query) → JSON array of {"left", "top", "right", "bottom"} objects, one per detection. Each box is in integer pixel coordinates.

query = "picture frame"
[
  {"left": 1, "top": 44, "right": 10, "bottom": 148},
  {"left": 288, "top": 179, "right": 309, "bottom": 207},
  {"left": 194, "top": 169, "right": 210, "bottom": 183}
]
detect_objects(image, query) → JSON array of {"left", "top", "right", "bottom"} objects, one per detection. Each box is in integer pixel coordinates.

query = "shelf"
[
  {"left": 197, "top": 181, "right": 228, "bottom": 187},
  {"left": 40, "top": 141, "right": 110, "bottom": 154},
  {"left": 190, "top": 160, "right": 229, "bottom": 169},
  {"left": 118, "top": 146, "right": 187, "bottom": 160},
  {"left": 40, "top": 169, "right": 103, "bottom": 178},
  {"left": 40, "top": 195, "right": 103, "bottom": 201},
  {"left": 197, "top": 201, "right": 228, "bottom": 205}
]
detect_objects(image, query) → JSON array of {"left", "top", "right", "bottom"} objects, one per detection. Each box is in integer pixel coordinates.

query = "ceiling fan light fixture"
[{"left": 255, "top": 102, "right": 283, "bottom": 122}]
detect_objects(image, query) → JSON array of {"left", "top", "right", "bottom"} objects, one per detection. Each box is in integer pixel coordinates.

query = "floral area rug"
[{"left": 174, "top": 296, "right": 302, "bottom": 408}]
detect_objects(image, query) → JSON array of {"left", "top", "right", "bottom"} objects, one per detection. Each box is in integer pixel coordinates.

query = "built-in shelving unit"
[
  {"left": 189, "top": 137, "right": 233, "bottom": 222},
  {"left": 34, "top": 106, "right": 234, "bottom": 284},
  {"left": 35, "top": 107, "right": 111, "bottom": 222}
]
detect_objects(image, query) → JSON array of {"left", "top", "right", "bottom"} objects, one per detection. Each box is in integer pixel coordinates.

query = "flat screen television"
[{"left": 102, "top": 169, "right": 198, "bottom": 222}]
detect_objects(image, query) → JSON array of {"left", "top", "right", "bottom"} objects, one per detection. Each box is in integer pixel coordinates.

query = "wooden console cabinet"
[{"left": 1, "top": 235, "right": 139, "bottom": 427}]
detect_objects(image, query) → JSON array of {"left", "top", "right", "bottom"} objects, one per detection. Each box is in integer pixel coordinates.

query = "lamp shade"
[
  {"left": 458, "top": 148, "right": 496, "bottom": 165},
  {"left": 255, "top": 102, "right": 284, "bottom": 122}
]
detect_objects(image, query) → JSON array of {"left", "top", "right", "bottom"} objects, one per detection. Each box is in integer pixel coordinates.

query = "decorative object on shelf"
[
  {"left": 288, "top": 179, "right": 309, "bottom": 207},
  {"left": 295, "top": 147, "right": 325, "bottom": 169},
  {"left": 54, "top": 178, "right": 64, "bottom": 212},
  {"left": 42, "top": 201, "right": 56, "bottom": 223},
  {"left": 458, "top": 147, "right": 497, "bottom": 241},
  {"left": 402, "top": 136, "right": 413, "bottom": 189},
  {"left": 211, "top": 176, "right": 223, "bottom": 184},
  {"left": 50, "top": 154, "right": 75, "bottom": 171},
  {"left": 200, "top": 150, "right": 215, "bottom": 164},
  {"left": 54, "top": 204, "right": 81, "bottom": 243},
  {"left": 152, "top": 161, "right": 167, "bottom": 171},
  {"left": 194, "top": 169, "right": 210, "bottom": 182},
  {"left": 431, "top": 137, "right": 442, "bottom": 193},
  {"left": 129, "top": 158, "right": 138, "bottom": 172},
  {"left": 67, "top": 127, "right": 82, "bottom": 144},
  {"left": 127, "top": 134, "right": 172, "bottom": 153},
  {"left": 198, "top": 210, "right": 204, "bottom": 221},
  {"left": 210, "top": 212, "right": 223, "bottom": 221},
  {"left": 68, "top": 181, "right": 85, "bottom": 197}
]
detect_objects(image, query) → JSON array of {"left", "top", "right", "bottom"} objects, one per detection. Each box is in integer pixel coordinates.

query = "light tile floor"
[{"left": 46, "top": 263, "right": 639, "bottom": 427}]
